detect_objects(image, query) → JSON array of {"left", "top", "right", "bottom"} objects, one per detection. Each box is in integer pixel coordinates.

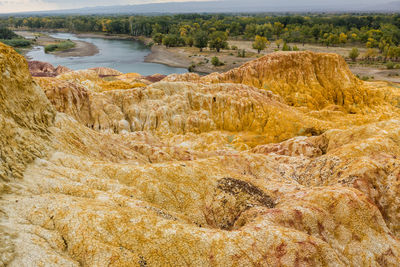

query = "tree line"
[{"left": 1, "top": 13, "right": 400, "bottom": 55}]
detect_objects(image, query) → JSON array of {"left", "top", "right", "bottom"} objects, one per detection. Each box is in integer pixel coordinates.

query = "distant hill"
[
  {"left": 4, "top": 0, "right": 400, "bottom": 15},
  {"left": 365, "top": 1, "right": 400, "bottom": 11}
]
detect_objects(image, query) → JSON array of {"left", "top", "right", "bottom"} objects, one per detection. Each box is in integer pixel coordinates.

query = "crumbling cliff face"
[
  {"left": 2, "top": 43, "right": 400, "bottom": 266},
  {"left": 0, "top": 46, "right": 55, "bottom": 182}
]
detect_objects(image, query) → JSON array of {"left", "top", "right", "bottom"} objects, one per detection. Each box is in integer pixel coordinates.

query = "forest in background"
[{"left": 1, "top": 13, "right": 400, "bottom": 62}]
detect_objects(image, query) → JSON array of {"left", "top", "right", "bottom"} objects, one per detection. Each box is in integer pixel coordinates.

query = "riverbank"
[
  {"left": 16, "top": 31, "right": 99, "bottom": 57},
  {"left": 76, "top": 32, "right": 137, "bottom": 40},
  {"left": 78, "top": 33, "right": 202, "bottom": 71},
  {"left": 71, "top": 32, "right": 256, "bottom": 73},
  {"left": 143, "top": 39, "right": 257, "bottom": 74}
]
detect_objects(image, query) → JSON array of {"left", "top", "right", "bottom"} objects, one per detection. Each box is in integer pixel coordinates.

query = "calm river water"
[{"left": 25, "top": 33, "right": 187, "bottom": 75}]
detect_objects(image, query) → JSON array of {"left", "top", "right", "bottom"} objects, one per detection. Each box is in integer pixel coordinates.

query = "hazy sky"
[{"left": 0, "top": 0, "right": 383, "bottom": 14}]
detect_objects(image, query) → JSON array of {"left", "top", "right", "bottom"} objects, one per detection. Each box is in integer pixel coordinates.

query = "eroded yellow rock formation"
[
  {"left": 2, "top": 43, "right": 400, "bottom": 266},
  {"left": 165, "top": 51, "right": 393, "bottom": 113}
]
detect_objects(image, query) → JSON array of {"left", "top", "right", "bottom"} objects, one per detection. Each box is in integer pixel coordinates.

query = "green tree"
[
  {"left": 185, "top": 36, "right": 194, "bottom": 47},
  {"left": 244, "top": 24, "right": 257, "bottom": 39},
  {"left": 252, "top": 35, "right": 269, "bottom": 53},
  {"left": 152, "top": 33, "right": 163, "bottom": 45},
  {"left": 273, "top": 22, "right": 285, "bottom": 38},
  {"left": 0, "top": 27, "right": 18, "bottom": 39},
  {"left": 162, "top": 34, "right": 184, "bottom": 48},
  {"left": 208, "top": 31, "right": 228, "bottom": 52},
  {"left": 194, "top": 31, "right": 209, "bottom": 52},
  {"left": 229, "top": 22, "right": 241, "bottom": 36},
  {"left": 349, "top": 47, "right": 360, "bottom": 62},
  {"left": 275, "top": 39, "right": 283, "bottom": 49}
]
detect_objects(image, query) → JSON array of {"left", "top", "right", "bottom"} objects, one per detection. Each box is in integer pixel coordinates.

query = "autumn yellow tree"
[
  {"left": 364, "top": 48, "right": 378, "bottom": 61},
  {"left": 339, "top": 33, "right": 347, "bottom": 44},
  {"left": 252, "top": 35, "right": 269, "bottom": 53}
]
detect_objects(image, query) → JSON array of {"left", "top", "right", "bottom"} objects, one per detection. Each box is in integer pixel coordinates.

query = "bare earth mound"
[{"left": 2, "top": 44, "right": 400, "bottom": 266}]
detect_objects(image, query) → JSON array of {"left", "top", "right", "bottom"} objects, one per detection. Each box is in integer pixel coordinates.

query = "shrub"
[
  {"left": 211, "top": 56, "right": 224, "bottom": 66},
  {"left": 282, "top": 42, "right": 291, "bottom": 51},
  {"left": 146, "top": 41, "right": 154, "bottom": 48},
  {"left": 44, "top": 44, "right": 58, "bottom": 53},
  {"left": 231, "top": 45, "right": 238, "bottom": 50},
  {"left": 349, "top": 47, "right": 360, "bottom": 62},
  {"left": 386, "top": 61, "right": 395, "bottom": 69},
  {"left": 237, "top": 49, "right": 246, "bottom": 58},
  {"left": 188, "top": 64, "right": 196, "bottom": 72}
]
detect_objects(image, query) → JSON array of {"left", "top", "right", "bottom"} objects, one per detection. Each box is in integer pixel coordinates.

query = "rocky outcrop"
[
  {"left": 55, "top": 65, "right": 72, "bottom": 75},
  {"left": 56, "top": 69, "right": 147, "bottom": 92},
  {"left": 89, "top": 67, "right": 123, "bottom": 77},
  {"left": 2, "top": 45, "right": 400, "bottom": 266},
  {"left": 34, "top": 77, "right": 92, "bottom": 125},
  {"left": 142, "top": 73, "right": 166, "bottom": 83},
  {"left": 28, "top": 60, "right": 71, "bottom": 77},
  {"left": 165, "top": 51, "right": 385, "bottom": 112}
]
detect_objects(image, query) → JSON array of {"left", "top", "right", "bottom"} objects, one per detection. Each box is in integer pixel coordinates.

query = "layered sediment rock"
[{"left": 2, "top": 44, "right": 400, "bottom": 266}]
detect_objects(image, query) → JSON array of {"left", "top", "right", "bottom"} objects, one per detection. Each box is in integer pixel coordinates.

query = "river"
[{"left": 25, "top": 33, "right": 187, "bottom": 75}]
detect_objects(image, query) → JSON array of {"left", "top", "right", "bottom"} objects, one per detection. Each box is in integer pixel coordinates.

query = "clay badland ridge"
[{"left": 2, "top": 42, "right": 400, "bottom": 265}]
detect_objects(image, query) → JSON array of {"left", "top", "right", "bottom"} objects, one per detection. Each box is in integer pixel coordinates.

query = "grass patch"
[
  {"left": 0, "top": 38, "right": 31, "bottom": 48},
  {"left": 45, "top": 40, "right": 75, "bottom": 53}
]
